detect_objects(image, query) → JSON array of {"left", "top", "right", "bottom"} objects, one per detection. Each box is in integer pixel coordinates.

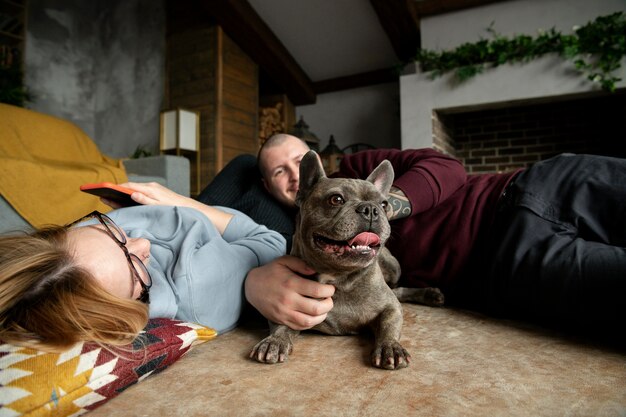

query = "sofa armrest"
[
  {"left": 0, "top": 195, "right": 32, "bottom": 233},
  {"left": 123, "top": 155, "right": 190, "bottom": 197}
]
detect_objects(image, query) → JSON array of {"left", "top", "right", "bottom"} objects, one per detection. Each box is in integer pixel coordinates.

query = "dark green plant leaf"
[
  {"left": 0, "top": 65, "right": 33, "bottom": 107},
  {"left": 409, "top": 11, "right": 625, "bottom": 92}
]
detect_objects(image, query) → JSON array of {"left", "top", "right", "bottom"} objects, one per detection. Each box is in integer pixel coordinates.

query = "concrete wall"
[
  {"left": 400, "top": 0, "right": 626, "bottom": 149},
  {"left": 23, "top": 0, "right": 401, "bottom": 158},
  {"left": 25, "top": 0, "right": 165, "bottom": 158},
  {"left": 296, "top": 82, "right": 401, "bottom": 152}
]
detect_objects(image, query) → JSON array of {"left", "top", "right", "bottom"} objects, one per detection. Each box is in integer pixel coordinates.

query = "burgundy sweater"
[{"left": 336, "top": 148, "right": 520, "bottom": 289}]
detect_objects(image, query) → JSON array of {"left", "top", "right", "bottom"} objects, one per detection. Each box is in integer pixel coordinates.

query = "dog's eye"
[
  {"left": 381, "top": 200, "right": 389, "bottom": 209},
  {"left": 329, "top": 195, "right": 345, "bottom": 206}
]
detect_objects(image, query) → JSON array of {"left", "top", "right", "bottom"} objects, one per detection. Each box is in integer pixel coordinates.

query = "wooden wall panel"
[
  {"left": 167, "top": 25, "right": 219, "bottom": 195},
  {"left": 166, "top": 11, "right": 259, "bottom": 196},
  {"left": 220, "top": 31, "right": 259, "bottom": 169},
  {"left": 223, "top": 89, "right": 257, "bottom": 111},
  {"left": 223, "top": 106, "right": 256, "bottom": 127}
]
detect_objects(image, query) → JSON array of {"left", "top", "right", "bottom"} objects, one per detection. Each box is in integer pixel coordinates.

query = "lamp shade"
[{"left": 160, "top": 109, "right": 199, "bottom": 152}]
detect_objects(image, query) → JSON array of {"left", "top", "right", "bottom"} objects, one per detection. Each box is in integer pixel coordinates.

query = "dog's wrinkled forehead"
[
  {"left": 310, "top": 177, "right": 384, "bottom": 201},
  {"left": 296, "top": 151, "right": 394, "bottom": 209}
]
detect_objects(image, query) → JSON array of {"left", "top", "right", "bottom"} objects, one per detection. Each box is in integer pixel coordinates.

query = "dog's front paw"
[
  {"left": 371, "top": 341, "right": 411, "bottom": 370},
  {"left": 250, "top": 335, "right": 293, "bottom": 364}
]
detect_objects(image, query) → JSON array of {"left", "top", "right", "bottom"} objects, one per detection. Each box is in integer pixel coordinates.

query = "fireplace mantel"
[{"left": 400, "top": 54, "right": 626, "bottom": 150}]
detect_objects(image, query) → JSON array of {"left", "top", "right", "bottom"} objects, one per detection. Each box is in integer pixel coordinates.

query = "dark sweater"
[
  {"left": 198, "top": 149, "right": 518, "bottom": 291},
  {"left": 337, "top": 148, "right": 519, "bottom": 290},
  {"left": 196, "top": 154, "right": 296, "bottom": 252}
]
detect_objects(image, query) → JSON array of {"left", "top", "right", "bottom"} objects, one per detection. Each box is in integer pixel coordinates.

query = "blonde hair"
[{"left": 0, "top": 226, "right": 149, "bottom": 352}]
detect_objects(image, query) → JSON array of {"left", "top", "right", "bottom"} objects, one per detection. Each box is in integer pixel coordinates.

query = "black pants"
[{"left": 484, "top": 154, "right": 626, "bottom": 334}]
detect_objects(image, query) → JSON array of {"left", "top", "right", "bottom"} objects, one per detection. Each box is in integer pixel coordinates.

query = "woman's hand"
[
  {"left": 119, "top": 181, "right": 192, "bottom": 207},
  {"left": 103, "top": 182, "right": 234, "bottom": 234},
  {"left": 245, "top": 255, "right": 335, "bottom": 330},
  {"left": 99, "top": 181, "right": 189, "bottom": 209}
]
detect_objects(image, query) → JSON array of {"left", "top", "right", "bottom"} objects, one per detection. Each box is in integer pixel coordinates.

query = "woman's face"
[{"left": 67, "top": 225, "right": 151, "bottom": 300}]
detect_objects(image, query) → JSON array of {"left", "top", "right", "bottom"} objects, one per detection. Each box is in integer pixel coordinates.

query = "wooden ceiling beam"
[
  {"left": 188, "top": 0, "right": 513, "bottom": 99},
  {"left": 369, "top": 0, "right": 421, "bottom": 63},
  {"left": 313, "top": 68, "right": 399, "bottom": 95},
  {"left": 199, "top": 0, "right": 316, "bottom": 105},
  {"left": 414, "top": 0, "right": 512, "bottom": 17}
]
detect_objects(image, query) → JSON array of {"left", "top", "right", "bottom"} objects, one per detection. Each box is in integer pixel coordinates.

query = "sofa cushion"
[{"left": 0, "top": 318, "right": 216, "bottom": 416}]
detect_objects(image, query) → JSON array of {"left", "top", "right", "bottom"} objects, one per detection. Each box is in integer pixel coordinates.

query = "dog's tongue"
[{"left": 348, "top": 232, "right": 380, "bottom": 247}]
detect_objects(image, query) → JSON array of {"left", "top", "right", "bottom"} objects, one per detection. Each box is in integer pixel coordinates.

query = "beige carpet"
[{"left": 89, "top": 304, "right": 626, "bottom": 417}]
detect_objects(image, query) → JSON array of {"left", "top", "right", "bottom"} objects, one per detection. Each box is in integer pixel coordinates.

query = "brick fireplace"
[
  {"left": 400, "top": 55, "right": 626, "bottom": 174},
  {"left": 433, "top": 93, "right": 626, "bottom": 174}
]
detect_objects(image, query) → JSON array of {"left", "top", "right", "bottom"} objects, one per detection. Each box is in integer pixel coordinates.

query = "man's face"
[{"left": 260, "top": 137, "right": 310, "bottom": 208}]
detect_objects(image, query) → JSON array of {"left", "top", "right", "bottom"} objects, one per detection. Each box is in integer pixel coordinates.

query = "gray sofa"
[
  {"left": 0, "top": 155, "right": 190, "bottom": 233},
  {"left": 124, "top": 154, "right": 190, "bottom": 197}
]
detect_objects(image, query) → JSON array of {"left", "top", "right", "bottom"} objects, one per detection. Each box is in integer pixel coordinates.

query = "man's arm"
[
  {"left": 339, "top": 148, "right": 467, "bottom": 218},
  {"left": 388, "top": 186, "right": 411, "bottom": 220}
]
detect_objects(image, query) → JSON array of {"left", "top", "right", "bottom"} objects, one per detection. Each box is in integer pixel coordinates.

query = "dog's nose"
[{"left": 356, "top": 203, "right": 379, "bottom": 221}]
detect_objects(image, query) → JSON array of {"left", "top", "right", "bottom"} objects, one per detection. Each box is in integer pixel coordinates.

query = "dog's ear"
[
  {"left": 366, "top": 160, "right": 394, "bottom": 196},
  {"left": 296, "top": 150, "right": 326, "bottom": 206}
]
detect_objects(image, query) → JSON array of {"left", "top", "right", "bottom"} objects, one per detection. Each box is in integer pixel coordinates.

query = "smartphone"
[{"left": 80, "top": 182, "right": 139, "bottom": 207}]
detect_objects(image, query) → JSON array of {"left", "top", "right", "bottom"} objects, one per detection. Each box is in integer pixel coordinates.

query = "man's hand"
[{"left": 245, "top": 255, "right": 335, "bottom": 330}]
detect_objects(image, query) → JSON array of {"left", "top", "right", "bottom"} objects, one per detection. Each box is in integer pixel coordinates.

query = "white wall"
[
  {"left": 401, "top": 0, "right": 626, "bottom": 150},
  {"left": 296, "top": 82, "right": 401, "bottom": 152}
]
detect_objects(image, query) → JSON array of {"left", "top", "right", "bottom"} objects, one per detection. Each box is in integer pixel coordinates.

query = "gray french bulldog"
[{"left": 250, "top": 151, "right": 444, "bottom": 370}]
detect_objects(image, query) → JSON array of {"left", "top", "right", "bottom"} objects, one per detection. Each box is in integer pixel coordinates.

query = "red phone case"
[{"left": 80, "top": 182, "right": 139, "bottom": 206}]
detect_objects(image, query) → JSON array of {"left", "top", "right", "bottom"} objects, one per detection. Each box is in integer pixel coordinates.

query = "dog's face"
[{"left": 292, "top": 151, "right": 394, "bottom": 273}]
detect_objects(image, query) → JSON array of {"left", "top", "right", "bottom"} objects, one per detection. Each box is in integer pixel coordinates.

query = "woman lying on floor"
[{"left": 0, "top": 182, "right": 286, "bottom": 351}]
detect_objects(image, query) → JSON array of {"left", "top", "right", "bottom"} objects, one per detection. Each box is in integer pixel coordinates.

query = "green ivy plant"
[
  {"left": 412, "top": 12, "right": 626, "bottom": 92},
  {"left": 130, "top": 145, "right": 154, "bottom": 159}
]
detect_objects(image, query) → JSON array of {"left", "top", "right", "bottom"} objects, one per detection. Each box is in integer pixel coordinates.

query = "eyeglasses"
[{"left": 67, "top": 211, "right": 152, "bottom": 303}]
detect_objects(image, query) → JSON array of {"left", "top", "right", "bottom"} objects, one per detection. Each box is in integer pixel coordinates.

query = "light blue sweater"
[{"left": 107, "top": 205, "right": 286, "bottom": 333}]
